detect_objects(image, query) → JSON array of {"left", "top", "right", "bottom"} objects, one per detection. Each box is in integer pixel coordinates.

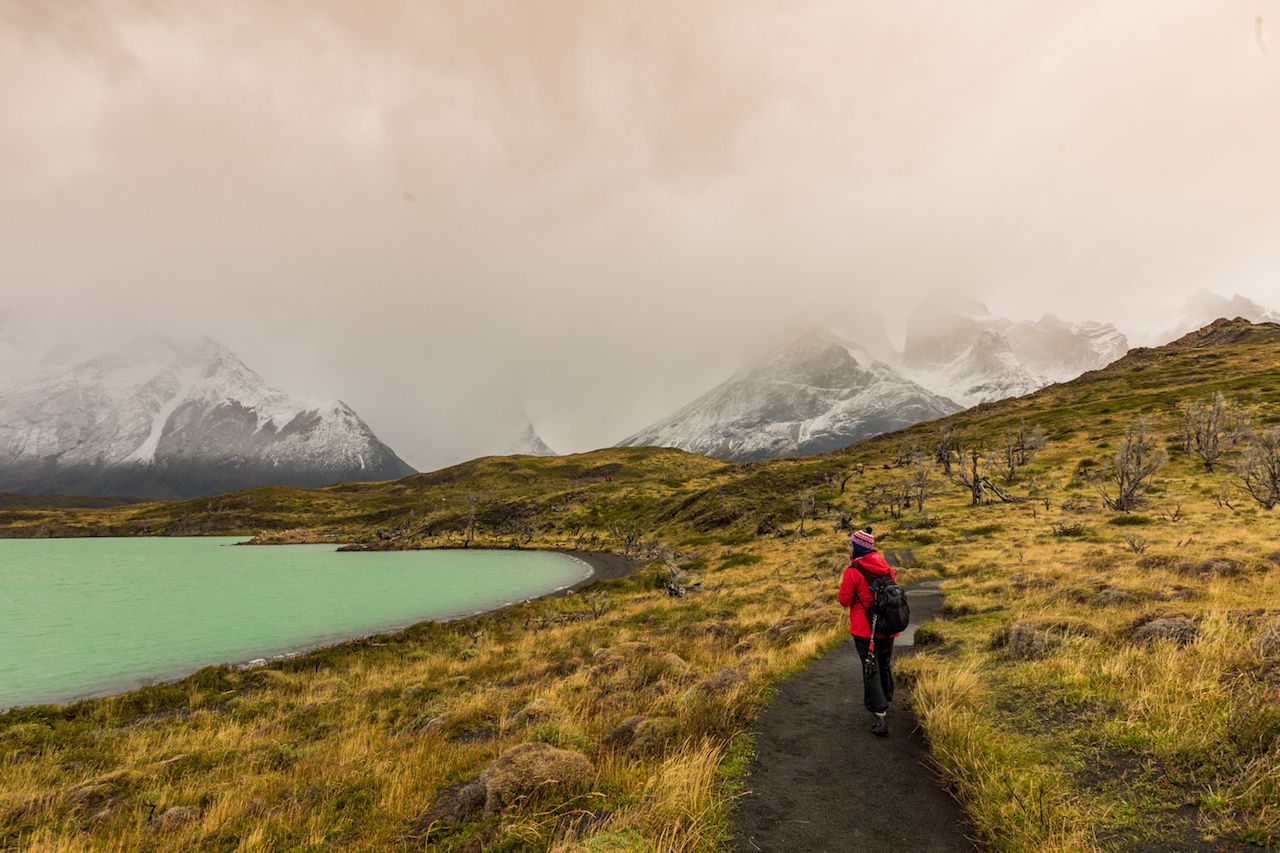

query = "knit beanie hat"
[{"left": 850, "top": 527, "right": 875, "bottom": 557}]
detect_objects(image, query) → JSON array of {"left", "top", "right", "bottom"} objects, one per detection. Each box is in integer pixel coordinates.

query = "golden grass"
[
  {"left": 4, "top": 322, "right": 1280, "bottom": 849},
  {"left": 1, "top": 532, "right": 849, "bottom": 851}
]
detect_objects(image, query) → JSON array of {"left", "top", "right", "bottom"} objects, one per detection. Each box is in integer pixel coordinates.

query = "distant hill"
[{"left": 0, "top": 492, "right": 142, "bottom": 510}]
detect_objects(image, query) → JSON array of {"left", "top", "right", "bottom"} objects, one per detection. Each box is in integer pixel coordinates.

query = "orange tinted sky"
[{"left": 1, "top": 1, "right": 1277, "bottom": 464}]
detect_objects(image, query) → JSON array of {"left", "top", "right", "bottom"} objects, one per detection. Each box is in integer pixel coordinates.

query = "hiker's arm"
[{"left": 837, "top": 567, "right": 855, "bottom": 608}]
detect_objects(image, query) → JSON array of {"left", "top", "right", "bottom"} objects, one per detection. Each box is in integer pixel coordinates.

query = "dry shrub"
[
  {"left": 602, "top": 716, "right": 678, "bottom": 756},
  {"left": 1177, "top": 557, "right": 1243, "bottom": 577},
  {"left": 483, "top": 743, "right": 595, "bottom": 813},
  {"left": 1255, "top": 622, "right": 1280, "bottom": 658},
  {"left": 993, "top": 619, "right": 1099, "bottom": 660},
  {"left": 1127, "top": 612, "right": 1199, "bottom": 646}
]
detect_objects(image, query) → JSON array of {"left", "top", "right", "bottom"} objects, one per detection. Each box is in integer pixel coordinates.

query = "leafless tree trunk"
[
  {"left": 909, "top": 460, "right": 935, "bottom": 512},
  {"left": 1226, "top": 405, "right": 1253, "bottom": 447},
  {"left": 1179, "top": 400, "right": 1197, "bottom": 455},
  {"left": 796, "top": 492, "right": 817, "bottom": 535},
  {"left": 861, "top": 483, "right": 907, "bottom": 518},
  {"left": 462, "top": 495, "right": 479, "bottom": 548},
  {"left": 953, "top": 446, "right": 986, "bottom": 506},
  {"left": 1236, "top": 427, "right": 1280, "bottom": 510},
  {"left": 934, "top": 427, "right": 960, "bottom": 476},
  {"left": 889, "top": 444, "right": 922, "bottom": 469},
  {"left": 1000, "top": 434, "right": 1019, "bottom": 483},
  {"left": 608, "top": 523, "right": 642, "bottom": 557},
  {"left": 1000, "top": 420, "right": 1046, "bottom": 482},
  {"left": 1183, "top": 392, "right": 1228, "bottom": 472},
  {"left": 1018, "top": 421, "right": 1045, "bottom": 465},
  {"left": 827, "top": 469, "right": 859, "bottom": 494},
  {"left": 1098, "top": 416, "right": 1167, "bottom": 511}
]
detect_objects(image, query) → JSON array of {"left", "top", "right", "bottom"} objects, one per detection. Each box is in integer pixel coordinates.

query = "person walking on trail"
[{"left": 838, "top": 527, "right": 901, "bottom": 737}]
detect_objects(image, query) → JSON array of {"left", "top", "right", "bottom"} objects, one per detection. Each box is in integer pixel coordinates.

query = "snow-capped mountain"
[
  {"left": 1144, "top": 290, "right": 1279, "bottom": 346},
  {"left": 900, "top": 300, "right": 1129, "bottom": 406},
  {"left": 0, "top": 333, "right": 414, "bottom": 498},
  {"left": 501, "top": 423, "right": 557, "bottom": 457},
  {"left": 618, "top": 328, "right": 961, "bottom": 461},
  {"left": 938, "top": 330, "right": 1044, "bottom": 405}
]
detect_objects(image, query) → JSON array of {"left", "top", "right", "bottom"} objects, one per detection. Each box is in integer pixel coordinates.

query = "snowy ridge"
[
  {"left": 620, "top": 301, "right": 1133, "bottom": 460},
  {"left": 501, "top": 423, "right": 557, "bottom": 457},
  {"left": 619, "top": 328, "right": 961, "bottom": 461},
  {"left": 900, "top": 300, "right": 1129, "bottom": 406},
  {"left": 1142, "top": 290, "right": 1279, "bottom": 347},
  {"left": 0, "top": 332, "right": 414, "bottom": 498}
]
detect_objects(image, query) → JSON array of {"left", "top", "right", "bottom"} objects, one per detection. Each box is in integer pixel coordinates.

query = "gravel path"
[{"left": 733, "top": 580, "right": 977, "bottom": 852}]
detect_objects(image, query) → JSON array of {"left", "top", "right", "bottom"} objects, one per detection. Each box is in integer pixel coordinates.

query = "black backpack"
[{"left": 856, "top": 567, "right": 911, "bottom": 635}]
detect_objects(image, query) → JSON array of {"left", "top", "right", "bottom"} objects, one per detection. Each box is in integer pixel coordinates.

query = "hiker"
[{"left": 837, "top": 527, "right": 904, "bottom": 737}]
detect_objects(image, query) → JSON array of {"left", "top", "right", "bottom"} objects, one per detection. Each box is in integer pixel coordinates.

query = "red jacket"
[{"left": 838, "top": 552, "right": 900, "bottom": 639}]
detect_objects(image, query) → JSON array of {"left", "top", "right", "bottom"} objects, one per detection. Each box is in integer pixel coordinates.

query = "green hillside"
[{"left": 2, "top": 319, "right": 1278, "bottom": 851}]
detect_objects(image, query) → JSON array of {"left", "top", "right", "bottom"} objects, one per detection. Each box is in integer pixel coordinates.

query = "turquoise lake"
[{"left": 0, "top": 538, "right": 590, "bottom": 709}]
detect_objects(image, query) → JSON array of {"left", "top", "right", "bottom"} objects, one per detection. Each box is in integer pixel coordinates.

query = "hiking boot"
[{"left": 870, "top": 713, "right": 888, "bottom": 737}]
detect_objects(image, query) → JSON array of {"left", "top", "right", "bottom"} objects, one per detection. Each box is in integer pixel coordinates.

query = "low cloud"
[{"left": 1, "top": 1, "right": 1277, "bottom": 468}]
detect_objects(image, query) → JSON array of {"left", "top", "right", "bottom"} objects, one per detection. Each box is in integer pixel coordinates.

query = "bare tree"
[
  {"left": 1236, "top": 427, "right": 1280, "bottom": 510},
  {"left": 1000, "top": 436, "right": 1021, "bottom": 483},
  {"left": 1098, "top": 416, "right": 1167, "bottom": 511},
  {"left": 888, "top": 444, "right": 923, "bottom": 469},
  {"left": 887, "top": 484, "right": 911, "bottom": 519},
  {"left": 1226, "top": 405, "right": 1253, "bottom": 447},
  {"left": 953, "top": 445, "right": 987, "bottom": 507},
  {"left": 1122, "top": 533, "right": 1149, "bottom": 554},
  {"left": 796, "top": 492, "right": 817, "bottom": 535},
  {"left": 861, "top": 483, "right": 909, "bottom": 519},
  {"left": 496, "top": 503, "right": 539, "bottom": 546},
  {"left": 1183, "top": 393, "right": 1230, "bottom": 472},
  {"left": 827, "top": 468, "right": 861, "bottom": 494},
  {"left": 608, "top": 522, "right": 642, "bottom": 557},
  {"left": 908, "top": 459, "right": 936, "bottom": 513},
  {"left": 1000, "top": 420, "right": 1046, "bottom": 482},
  {"left": 1017, "top": 420, "right": 1047, "bottom": 466},
  {"left": 934, "top": 427, "right": 961, "bottom": 476},
  {"left": 461, "top": 494, "right": 480, "bottom": 548},
  {"left": 1179, "top": 400, "right": 1197, "bottom": 455}
]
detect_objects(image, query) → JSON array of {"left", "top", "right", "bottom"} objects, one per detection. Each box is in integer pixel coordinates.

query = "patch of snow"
[
  {"left": 123, "top": 366, "right": 202, "bottom": 464},
  {"left": 619, "top": 327, "right": 960, "bottom": 460},
  {"left": 0, "top": 331, "right": 413, "bottom": 496}
]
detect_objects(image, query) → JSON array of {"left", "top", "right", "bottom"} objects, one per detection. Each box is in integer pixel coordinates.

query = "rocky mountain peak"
[
  {"left": 507, "top": 423, "right": 557, "bottom": 457},
  {"left": 618, "top": 328, "right": 959, "bottom": 461},
  {"left": 0, "top": 332, "right": 413, "bottom": 498}
]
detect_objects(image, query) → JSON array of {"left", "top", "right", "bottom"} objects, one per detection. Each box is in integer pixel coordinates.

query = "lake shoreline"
[
  {"left": 222, "top": 548, "right": 640, "bottom": 679},
  {"left": 556, "top": 548, "right": 641, "bottom": 591},
  {"left": 1, "top": 545, "right": 640, "bottom": 712}
]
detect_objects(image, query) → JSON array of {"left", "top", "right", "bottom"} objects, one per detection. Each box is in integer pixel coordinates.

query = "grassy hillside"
[
  {"left": 2, "top": 319, "right": 1278, "bottom": 851},
  {"left": 0, "top": 493, "right": 141, "bottom": 511}
]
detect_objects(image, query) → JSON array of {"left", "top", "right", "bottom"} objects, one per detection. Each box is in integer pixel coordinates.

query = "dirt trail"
[{"left": 733, "top": 580, "right": 977, "bottom": 852}]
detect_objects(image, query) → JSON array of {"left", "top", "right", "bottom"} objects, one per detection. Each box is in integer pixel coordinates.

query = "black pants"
[{"left": 853, "top": 636, "right": 894, "bottom": 714}]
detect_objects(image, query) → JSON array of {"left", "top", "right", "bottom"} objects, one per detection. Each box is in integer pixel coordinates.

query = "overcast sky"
[{"left": 2, "top": 1, "right": 1278, "bottom": 469}]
